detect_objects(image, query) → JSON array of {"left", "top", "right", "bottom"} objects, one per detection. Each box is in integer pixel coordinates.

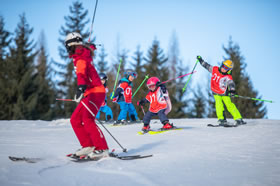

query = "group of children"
[{"left": 64, "top": 32, "right": 246, "bottom": 159}]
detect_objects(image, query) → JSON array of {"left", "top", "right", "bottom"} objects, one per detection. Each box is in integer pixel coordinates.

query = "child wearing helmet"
[
  {"left": 112, "top": 69, "right": 139, "bottom": 124},
  {"left": 96, "top": 73, "right": 114, "bottom": 122},
  {"left": 64, "top": 32, "right": 109, "bottom": 159},
  {"left": 137, "top": 77, "right": 173, "bottom": 132},
  {"left": 197, "top": 55, "right": 246, "bottom": 126}
]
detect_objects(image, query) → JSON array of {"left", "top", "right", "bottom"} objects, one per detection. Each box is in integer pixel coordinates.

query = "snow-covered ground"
[{"left": 0, "top": 118, "right": 280, "bottom": 186}]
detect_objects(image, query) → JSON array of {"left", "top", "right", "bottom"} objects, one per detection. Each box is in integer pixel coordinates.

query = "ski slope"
[{"left": 0, "top": 119, "right": 280, "bottom": 186}]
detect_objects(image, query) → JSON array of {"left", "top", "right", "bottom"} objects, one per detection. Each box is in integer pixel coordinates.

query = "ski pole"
[
  {"left": 80, "top": 101, "right": 127, "bottom": 152},
  {"left": 140, "top": 105, "right": 146, "bottom": 115},
  {"left": 160, "top": 71, "right": 196, "bottom": 85},
  {"left": 232, "top": 94, "right": 273, "bottom": 103},
  {"left": 88, "top": 0, "right": 99, "bottom": 42},
  {"left": 56, "top": 98, "right": 127, "bottom": 152},
  {"left": 132, "top": 74, "right": 149, "bottom": 98},
  {"left": 182, "top": 59, "right": 199, "bottom": 92},
  {"left": 111, "top": 58, "right": 122, "bottom": 99}
]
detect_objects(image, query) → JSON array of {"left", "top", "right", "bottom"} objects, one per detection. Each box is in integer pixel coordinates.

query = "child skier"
[
  {"left": 112, "top": 69, "right": 139, "bottom": 124},
  {"left": 65, "top": 32, "right": 109, "bottom": 159},
  {"left": 96, "top": 73, "right": 114, "bottom": 122},
  {"left": 197, "top": 55, "right": 246, "bottom": 126},
  {"left": 137, "top": 77, "right": 173, "bottom": 132}
]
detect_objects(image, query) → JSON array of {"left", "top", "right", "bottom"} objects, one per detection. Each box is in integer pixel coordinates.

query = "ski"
[
  {"left": 8, "top": 156, "right": 42, "bottom": 163},
  {"left": 207, "top": 124, "right": 237, "bottom": 127},
  {"left": 70, "top": 152, "right": 153, "bottom": 162},
  {"left": 138, "top": 127, "right": 182, "bottom": 135}
]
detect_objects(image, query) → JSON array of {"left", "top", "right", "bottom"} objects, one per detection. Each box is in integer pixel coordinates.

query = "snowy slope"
[{"left": 0, "top": 119, "right": 280, "bottom": 186}]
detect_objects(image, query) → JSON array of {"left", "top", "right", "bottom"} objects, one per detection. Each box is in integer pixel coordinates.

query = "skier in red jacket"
[{"left": 65, "top": 32, "right": 109, "bottom": 159}]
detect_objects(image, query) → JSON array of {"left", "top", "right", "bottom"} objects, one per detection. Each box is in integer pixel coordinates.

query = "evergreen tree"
[
  {"left": 167, "top": 33, "right": 189, "bottom": 118},
  {"left": 189, "top": 85, "right": 206, "bottom": 118},
  {"left": 32, "top": 31, "right": 56, "bottom": 120},
  {"left": 144, "top": 39, "right": 168, "bottom": 79},
  {"left": 0, "top": 15, "right": 11, "bottom": 119},
  {"left": 130, "top": 45, "right": 146, "bottom": 119},
  {"left": 56, "top": 1, "right": 90, "bottom": 117},
  {"left": 223, "top": 37, "right": 267, "bottom": 118},
  {"left": 3, "top": 14, "right": 37, "bottom": 119},
  {"left": 96, "top": 45, "right": 108, "bottom": 73}
]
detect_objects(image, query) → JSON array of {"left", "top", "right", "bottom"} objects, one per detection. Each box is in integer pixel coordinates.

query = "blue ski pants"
[
  {"left": 117, "top": 102, "right": 139, "bottom": 121},
  {"left": 96, "top": 105, "right": 113, "bottom": 121}
]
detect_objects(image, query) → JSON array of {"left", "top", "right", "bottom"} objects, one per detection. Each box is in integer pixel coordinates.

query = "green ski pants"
[{"left": 214, "top": 95, "right": 242, "bottom": 120}]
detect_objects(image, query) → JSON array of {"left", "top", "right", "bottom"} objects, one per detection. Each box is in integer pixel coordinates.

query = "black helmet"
[{"left": 99, "top": 73, "right": 108, "bottom": 80}]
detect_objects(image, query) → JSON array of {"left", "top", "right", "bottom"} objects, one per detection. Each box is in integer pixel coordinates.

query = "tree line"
[{"left": 0, "top": 1, "right": 267, "bottom": 120}]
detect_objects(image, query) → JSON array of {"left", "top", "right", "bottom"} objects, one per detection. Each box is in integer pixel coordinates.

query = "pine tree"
[
  {"left": 144, "top": 39, "right": 168, "bottom": 79},
  {"left": 206, "top": 76, "right": 216, "bottom": 118},
  {"left": 130, "top": 45, "right": 146, "bottom": 119},
  {"left": 189, "top": 85, "right": 206, "bottom": 118},
  {"left": 32, "top": 31, "right": 56, "bottom": 120},
  {"left": 56, "top": 1, "right": 90, "bottom": 117},
  {"left": 223, "top": 37, "right": 267, "bottom": 118},
  {"left": 0, "top": 15, "right": 11, "bottom": 119},
  {"left": 96, "top": 46, "right": 108, "bottom": 73},
  {"left": 4, "top": 14, "right": 37, "bottom": 119},
  {"left": 167, "top": 33, "right": 189, "bottom": 118}
]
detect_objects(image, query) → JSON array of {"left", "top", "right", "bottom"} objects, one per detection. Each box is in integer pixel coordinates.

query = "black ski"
[
  {"left": 70, "top": 153, "right": 153, "bottom": 162},
  {"left": 9, "top": 156, "right": 42, "bottom": 163},
  {"left": 207, "top": 124, "right": 237, "bottom": 127}
]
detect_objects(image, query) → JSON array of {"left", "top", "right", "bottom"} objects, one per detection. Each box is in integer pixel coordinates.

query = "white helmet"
[{"left": 65, "top": 32, "right": 83, "bottom": 51}]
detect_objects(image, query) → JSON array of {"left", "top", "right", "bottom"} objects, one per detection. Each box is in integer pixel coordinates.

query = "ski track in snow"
[{"left": 0, "top": 118, "right": 280, "bottom": 186}]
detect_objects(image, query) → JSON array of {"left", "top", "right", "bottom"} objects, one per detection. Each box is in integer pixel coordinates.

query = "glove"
[
  {"left": 112, "top": 97, "right": 117, "bottom": 103},
  {"left": 197, "top": 55, "right": 204, "bottom": 63},
  {"left": 137, "top": 99, "right": 146, "bottom": 106},
  {"left": 228, "top": 88, "right": 236, "bottom": 97},
  {"left": 156, "top": 82, "right": 167, "bottom": 93},
  {"left": 74, "top": 85, "right": 87, "bottom": 103}
]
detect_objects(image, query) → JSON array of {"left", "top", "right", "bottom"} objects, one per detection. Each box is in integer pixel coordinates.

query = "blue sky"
[{"left": 1, "top": 0, "right": 279, "bottom": 119}]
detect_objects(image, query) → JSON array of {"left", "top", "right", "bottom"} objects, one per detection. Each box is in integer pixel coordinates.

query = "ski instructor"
[{"left": 65, "top": 32, "right": 109, "bottom": 159}]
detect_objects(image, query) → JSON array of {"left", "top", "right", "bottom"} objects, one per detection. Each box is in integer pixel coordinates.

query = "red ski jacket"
[{"left": 70, "top": 46, "right": 105, "bottom": 97}]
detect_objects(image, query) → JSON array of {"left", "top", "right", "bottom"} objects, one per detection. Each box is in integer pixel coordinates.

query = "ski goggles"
[
  {"left": 129, "top": 72, "right": 137, "bottom": 78},
  {"left": 221, "top": 64, "right": 232, "bottom": 71}
]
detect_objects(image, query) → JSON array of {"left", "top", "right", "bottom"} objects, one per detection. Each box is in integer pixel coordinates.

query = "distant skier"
[
  {"left": 137, "top": 77, "right": 173, "bottom": 132},
  {"left": 96, "top": 73, "right": 113, "bottom": 122},
  {"left": 112, "top": 69, "right": 139, "bottom": 124},
  {"left": 197, "top": 55, "right": 246, "bottom": 126},
  {"left": 65, "top": 32, "right": 109, "bottom": 159}
]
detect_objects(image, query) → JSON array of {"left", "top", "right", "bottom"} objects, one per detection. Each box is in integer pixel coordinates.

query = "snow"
[{"left": 0, "top": 118, "right": 280, "bottom": 186}]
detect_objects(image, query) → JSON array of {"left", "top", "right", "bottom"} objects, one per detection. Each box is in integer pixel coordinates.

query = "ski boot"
[
  {"left": 87, "top": 149, "right": 109, "bottom": 161},
  {"left": 67, "top": 146, "right": 95, "bottom": 159},
  {"left": 235, "top": 119, "right": 247, "bottom": 125},
  {"left": 113, "top": 119, "right": 126, "bottom": 125},
  {"left": 142, "top": 124, "right": 150, "bottom": 133},
  {"left": 218, "top": 119, "right": 228, "bottom": 126},
  {"left": 161, "top": 122, "right": 174, "bottom": 130}
]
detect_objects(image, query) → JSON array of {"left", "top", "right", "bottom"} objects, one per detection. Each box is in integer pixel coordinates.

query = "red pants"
[{"left": 70, "top": 93, "right": 108, "bottom": 150}]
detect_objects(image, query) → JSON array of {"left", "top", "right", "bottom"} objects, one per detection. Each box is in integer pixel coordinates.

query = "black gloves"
[
  {"left": 74, "top": 85, "right": 87, "bottom": 102},
  {"left": 228, "top": 88, "right": 236, "bottom": 97},
  {"left": 137, "top": 99, "right": 146, "bottom": 106},
  {"left": 197, "top": 56, "right": 204, "bottom": 63},
  {"left": 156, "top": 82, "right": 167, "bottom": 93}
]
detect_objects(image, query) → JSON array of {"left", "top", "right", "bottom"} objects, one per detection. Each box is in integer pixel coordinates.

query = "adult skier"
[
  {"left": 112, "top": 69, "right": 139, "bottom": 124},
  {"left": 197, "top": 55, "right": 246, "bottom": 126},
  {"left": 137, "top": 77, "right": 173, "bottom": 132},
  {"left": 96, "top": 73, "right": 113, "bottom": 122},
  {"left": 65, "top": 32, "right": 109, "bottom": 159}
]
